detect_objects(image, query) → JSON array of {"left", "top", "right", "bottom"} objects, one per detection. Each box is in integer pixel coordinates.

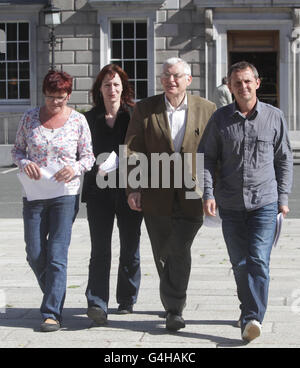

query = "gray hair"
[{"left": 162, "top": 57, "right": 192, "bottom": 76}]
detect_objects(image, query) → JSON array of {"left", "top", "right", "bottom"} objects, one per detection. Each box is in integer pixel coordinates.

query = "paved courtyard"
[{"left": 1, "top": 217, "right": 300, "bottom": 349}]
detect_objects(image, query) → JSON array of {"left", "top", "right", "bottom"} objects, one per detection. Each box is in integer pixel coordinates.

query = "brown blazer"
[{"left": 125, "top": 93, "right": 216, "bottom": 216}]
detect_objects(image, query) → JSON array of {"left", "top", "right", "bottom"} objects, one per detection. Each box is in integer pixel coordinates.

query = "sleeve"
[
  {"left": 200, "top": 115, "right": 220, "bottom": 200},
  {"left": 274, "top": 112, "right": 293, "bottom": 206},
  {"left": 125, "top": 102, "right": 147, "bottom": 154},
  {"left": 124, "top": 102, "right": 147, "bottom": 195},
  {"left": 11, "top": 112, "right": 32, "bottom": 171},
  {"left": 73, "top": 114, "right": 95, "bottom": 176}
]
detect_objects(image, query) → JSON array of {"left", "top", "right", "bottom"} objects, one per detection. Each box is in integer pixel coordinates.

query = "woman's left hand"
[{"left": 54, "top": 165, "right": 75, "bottom": 183}]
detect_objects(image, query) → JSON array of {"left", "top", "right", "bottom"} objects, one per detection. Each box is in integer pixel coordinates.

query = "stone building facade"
[{"left": 1, "top": 0, "right": 300, "bottom": 164}]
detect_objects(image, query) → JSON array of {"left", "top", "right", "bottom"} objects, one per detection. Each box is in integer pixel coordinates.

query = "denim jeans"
[
  {"left": 85, "top": 189, "right": 143, "bottom": 314},
  {"left": 219, "top": 202, "right": 278, "bottom": 328},
  {"left": 23, "top": 195, "right": 79, "bottom": 322}
]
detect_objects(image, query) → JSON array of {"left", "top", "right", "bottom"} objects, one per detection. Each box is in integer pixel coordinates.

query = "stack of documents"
[
  {"left": 203, "top": 209, "right": 222, "bottom": 228},
  {"left": 273, "top": 212, "right": 284, "bottom": 248},
  {"left": 98, "top": 151, "right": 119, "bottom": 176},
  {"left": 17, "top": 165, "right": 66, "bottom": 201}
]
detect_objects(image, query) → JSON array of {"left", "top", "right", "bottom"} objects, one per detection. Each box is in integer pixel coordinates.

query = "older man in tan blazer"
[{"left": 125, "top": 57, "right": 216, "bottom": 331}]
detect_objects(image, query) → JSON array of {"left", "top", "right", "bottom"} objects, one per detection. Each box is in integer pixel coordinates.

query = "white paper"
[
  {"left": 99, "top": 151, "right": 119, "bottom": 176},
  {"left": 203, "top": 209, "right": 222, "bottom": 228},
  {"left": 272, "top": 212, "right": 284, "bottom": 248},
  {"left": 17, "top": 164, "right": 66, "bottom": 201}
]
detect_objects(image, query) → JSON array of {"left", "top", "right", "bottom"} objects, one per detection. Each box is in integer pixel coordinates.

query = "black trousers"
[
  {"left": 144, "top": 200, "right": 202, "bottom": 315},
  {"left": 85, "top": 189, "right": 143, "bottom": 313}
]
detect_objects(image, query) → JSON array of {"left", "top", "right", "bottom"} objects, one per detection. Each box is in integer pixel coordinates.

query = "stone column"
[
  {"left": 290, "top": 8, "right": 300, "bottom": 131},
  {"left": 204, "top": 8, "right": 216, "bottom": 102}
]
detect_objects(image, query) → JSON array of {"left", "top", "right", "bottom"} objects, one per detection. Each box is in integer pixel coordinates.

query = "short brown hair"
[
  {"left": 42, "top": 70, "right": 73, "bottom": 95},
  {"left": 227, "top": 61, "right": 259, "bottom": 81}
]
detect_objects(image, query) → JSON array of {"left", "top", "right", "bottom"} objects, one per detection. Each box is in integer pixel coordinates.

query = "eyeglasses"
[
  {"left": 44, "top": 95, "right": 68, "bottom": 102},
  {"left": 161, "top": 72, "right": 188, "bottom": 80}
]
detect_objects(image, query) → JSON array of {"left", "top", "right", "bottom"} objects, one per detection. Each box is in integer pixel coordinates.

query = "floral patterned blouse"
[{"left": 11, "top": 107, "right": 95, "bottom": 195}]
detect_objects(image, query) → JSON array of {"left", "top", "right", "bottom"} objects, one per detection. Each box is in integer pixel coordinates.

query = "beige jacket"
[{"left": 125, "top": 93, "right": 216, "bottom": 216}]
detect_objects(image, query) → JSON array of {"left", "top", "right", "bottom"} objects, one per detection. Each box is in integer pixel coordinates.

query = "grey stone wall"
[
  {"left": 38, "top": 0, "right": 99, "bottom": 111},
  {"left": 155, "top": 0, "right": 206, "bottom": 96},
  {"left": 38, "top": 0, "right": 207, "bottom": 111}
]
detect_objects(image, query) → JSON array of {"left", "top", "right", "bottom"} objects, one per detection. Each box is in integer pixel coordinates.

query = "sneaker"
[
  {"left": 242, "top": 320, "right": 262, "bottom": 342},
  {"left": 117, "top": 304, "right": 133, "bottom": 314},
  {"left": 87, "top": 306, "right": 107, "bottom": 325}
]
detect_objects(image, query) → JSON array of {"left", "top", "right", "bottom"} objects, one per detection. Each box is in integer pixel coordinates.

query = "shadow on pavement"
[{"left": 0, "top": 307, "right": 245, "bottom": 347}]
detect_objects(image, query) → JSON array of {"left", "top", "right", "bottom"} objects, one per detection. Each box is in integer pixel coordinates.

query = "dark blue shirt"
[{"left": 201, "top": 100, "right": 293, "bottom": 211}]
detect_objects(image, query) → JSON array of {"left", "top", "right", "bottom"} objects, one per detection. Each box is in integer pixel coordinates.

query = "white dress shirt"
[{"left": 164, "top": 94, "right": 188, "bottom": 152}]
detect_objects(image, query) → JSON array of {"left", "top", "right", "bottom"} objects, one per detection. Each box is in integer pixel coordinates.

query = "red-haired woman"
[
  {"left": 12, "top": 70, "right": 95, "bottom": 332},
  {"left": 81, "top": 64, "right": 143, "bottom": 324}
]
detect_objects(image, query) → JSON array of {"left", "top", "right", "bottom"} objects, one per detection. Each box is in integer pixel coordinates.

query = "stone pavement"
[{"left": 1, "top": 217, "right": 300, "bottom": 349}]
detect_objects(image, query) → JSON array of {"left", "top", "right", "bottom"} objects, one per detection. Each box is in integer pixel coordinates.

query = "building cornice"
[
  {"left": 0, "top": 1, "right": 45, "bottom": 13},
  {"left": 88, "top": 0, "right": 165, "bottom": 12},
  {"left": 195, "top": 0, "right": 300, "bottom": 8}
]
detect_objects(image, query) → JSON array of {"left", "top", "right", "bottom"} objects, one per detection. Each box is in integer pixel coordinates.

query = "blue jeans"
[
  {"left": 23, "top": 195, "right": 79, "bottom": 322},
  {"left": 219, "top": 202, "right": 278, "bottom": 328},
  {"left": 85, "top": 189, "right": 143, "bottom": 314}
]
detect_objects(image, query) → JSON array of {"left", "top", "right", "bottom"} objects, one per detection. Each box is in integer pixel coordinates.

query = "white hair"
[{"left": 163, "top": 57, "right": 191, "bottom": 76}]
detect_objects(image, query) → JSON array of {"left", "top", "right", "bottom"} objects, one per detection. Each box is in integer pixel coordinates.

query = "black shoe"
[
  {"left": 87, "top": 306, "right": 107, "bottom": 325},
  {"left": 166, "top": 313, "right": 185, "bottom": 331},
  {"left": 40, "top": 319, "right": 61, "bottom": 332},
  {"left": 117, "top": 304, "right": 133, "bottom": 314}
]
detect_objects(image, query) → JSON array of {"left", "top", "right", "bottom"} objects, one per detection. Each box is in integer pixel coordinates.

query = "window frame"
[
  {"left": 98, "top": 12, "right": 156, "bottom": 100},
  {"left": 0, "top": 10, "right": 39, "bottom": 112},
  {"left": 0, "top": 21, "right": 31, "bottom": 103},
  {"left": 109, "top": 19, "right": 149, "bottom": 100}
]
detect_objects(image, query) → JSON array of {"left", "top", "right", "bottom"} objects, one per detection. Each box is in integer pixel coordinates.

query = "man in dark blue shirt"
[{"left": 201, "top": 61, "right": 293, "bottom": 343}]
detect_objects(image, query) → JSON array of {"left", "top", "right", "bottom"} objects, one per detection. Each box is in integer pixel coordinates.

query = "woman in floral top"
[{"left": 11, "top": 70, "right": 95, "bottom": 332}]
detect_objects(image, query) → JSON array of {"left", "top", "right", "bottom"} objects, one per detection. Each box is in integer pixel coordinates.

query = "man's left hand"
[{"left": 279, "top": 205, "right": 289, "bottom": 218}]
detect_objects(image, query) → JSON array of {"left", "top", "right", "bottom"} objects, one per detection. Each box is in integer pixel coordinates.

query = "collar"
[
  {"left": 232, "top": 99, "right": 260, "bottom": 120},
  {"left": 164, "top": 94, "right": 188, "bottom": 112}
]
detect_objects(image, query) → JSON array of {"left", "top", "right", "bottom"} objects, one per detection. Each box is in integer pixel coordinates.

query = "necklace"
[
  {"left": 41, "top": 125, "right": 55, "bottom": 133},
  {"left": 42, "top": 122, "right": 62, "bottom": 132},
  {"left": 38, "top": 124, "right": 63, "bottom": 145},
  {"left": 39, "top": 106, "right": 70, "bottom": 132}
]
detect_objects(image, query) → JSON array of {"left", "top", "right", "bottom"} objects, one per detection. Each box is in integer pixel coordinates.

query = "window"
[
  {"left": 0, "top": 22, "right": 30, "bottom": 101},
  {"left": 110, "top": 20, "right": 148, "bottom": 100}
]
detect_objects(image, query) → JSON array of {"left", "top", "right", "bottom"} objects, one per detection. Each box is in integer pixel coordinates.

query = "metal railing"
[{"left": 0, "top": 113, "right": 23, "bottom": 145}]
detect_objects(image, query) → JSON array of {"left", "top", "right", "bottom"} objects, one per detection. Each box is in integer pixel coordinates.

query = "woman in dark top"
[{"left": 82, "top": 64, "right": 143, "bottom": 324}]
